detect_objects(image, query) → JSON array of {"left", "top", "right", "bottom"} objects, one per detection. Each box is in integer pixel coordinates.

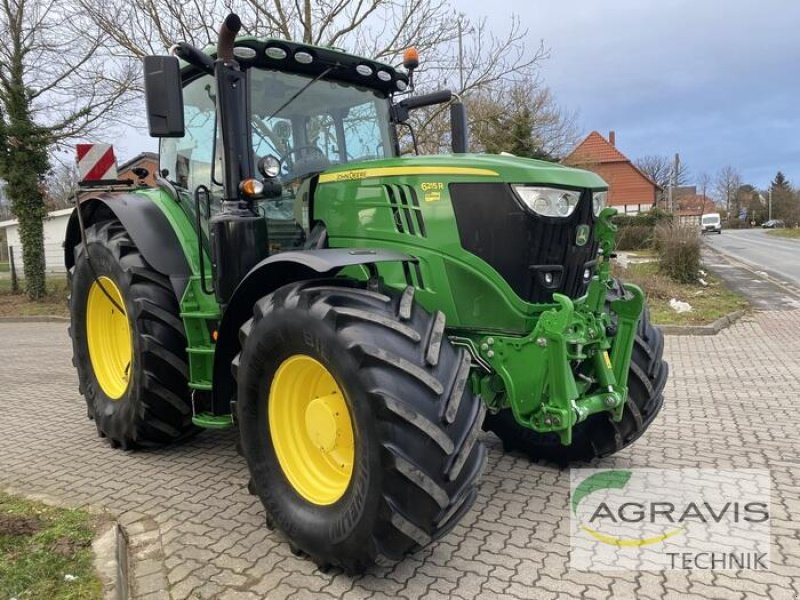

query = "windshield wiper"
[{"left": 264, "top": 66, "right": 334, "bottom": 121}]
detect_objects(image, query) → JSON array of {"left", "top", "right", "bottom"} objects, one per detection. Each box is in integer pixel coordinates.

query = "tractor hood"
[{"left": 317, "top": 154, "right": 608, "bottom": 189}]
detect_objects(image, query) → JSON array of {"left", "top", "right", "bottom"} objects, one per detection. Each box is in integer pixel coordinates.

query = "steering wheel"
[{"left": 278, "top": 145, "right": 327, "bottom": 174}]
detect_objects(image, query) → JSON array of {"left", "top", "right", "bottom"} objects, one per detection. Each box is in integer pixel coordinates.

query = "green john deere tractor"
[{"left": 66, "top": 14, "right": 667, "bottom": 572}]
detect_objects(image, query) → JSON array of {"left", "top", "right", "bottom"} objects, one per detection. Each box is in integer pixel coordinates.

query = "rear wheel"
[
  {"left": 483, "top": 281, "right": 668, "bottom": 464},
  {"left": 69, "top": 218, "right": 197, "bottom": 448},
  {"left": 235, "top": 280, "right": 487, "bottom": 573}
]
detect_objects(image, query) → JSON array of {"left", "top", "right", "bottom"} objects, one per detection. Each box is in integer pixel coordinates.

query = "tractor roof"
[{"left": 185, "top": 37, "right": 409, "bottom": 96}]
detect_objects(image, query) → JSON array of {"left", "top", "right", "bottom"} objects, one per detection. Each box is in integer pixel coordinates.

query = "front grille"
[{"left": 449, "top": 182, "right": 599, "bottom": 303}]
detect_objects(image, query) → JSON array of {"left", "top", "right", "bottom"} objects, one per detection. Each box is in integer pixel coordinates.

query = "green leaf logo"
[
  {"left": 572, "top": 470, "right": 632, "bottom": 515},
  {"left": 575, "top": 224, "right": 590, "bottom": 246}
]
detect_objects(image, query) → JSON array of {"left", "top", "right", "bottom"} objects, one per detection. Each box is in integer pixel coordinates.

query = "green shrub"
[
  {"left": 613, "top": 208, "right": 673, "bottom": 228},
  {"left": 615, "top": 225, "right": 653, "bottom": 250},
  {"left": 654, "top": 223, "right": 701, "bottom": 283},
  {"left": 612, "top": 208, "right": 674, "bottom": 250}
]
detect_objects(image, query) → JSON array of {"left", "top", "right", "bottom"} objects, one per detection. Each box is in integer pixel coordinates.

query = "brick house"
[
  {"left": 118, "top": 152, "right": 159, "bottom": 187},
  {"left": 674, "top": 190, "right": 717, "bottom": 226},
  {"left": 562, "top": 131, "right": 660, "bottom": 215}
]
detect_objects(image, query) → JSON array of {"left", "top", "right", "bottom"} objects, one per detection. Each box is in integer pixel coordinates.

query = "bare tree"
[
  {"left": 714, "top": 165, "right": 742, "bottom": 217},
  {"left": 80, "top": 0, "right": 547, "bottom": 148},
  {"left": 635, "top": 154, "right": 690, "bottom": 189},
  {"left": 466, "top": 78, "right": 579, "bottom": 160},
  {"left": 0, "top": 0, "right": 135, "bottom": 298},
  {"left": 697, "top": 172, "right": 712, "bottom": 199},
  {"left": 44, "top": 159, "right": 80, "bottom": 210},
  {"left": 79, "top": 0, "right": 539, "bottom": 71}
]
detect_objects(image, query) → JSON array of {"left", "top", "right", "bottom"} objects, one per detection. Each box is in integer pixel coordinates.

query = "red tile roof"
[
  {"left": 562, "top": 131, "right": 660, "bottom": 208},
  {"left": 563, "top": 131, "right": 629, "bottom": 164}
]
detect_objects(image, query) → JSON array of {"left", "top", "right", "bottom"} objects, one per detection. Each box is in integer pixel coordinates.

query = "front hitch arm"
[{"left": 472, "top": 205, "right": 646, "bottom": 445}]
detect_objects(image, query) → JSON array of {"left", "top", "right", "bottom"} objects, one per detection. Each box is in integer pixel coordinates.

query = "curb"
[
  {"left": 0, "top": 315, "right": 69, "bottom": 323},
  {"left": 116, "top": 511, "right": 169, "bottom": 600},
  {"left": 660, "top": 309, "right": 747, "bottom": 336},
  {"left": 93, "top": 522, "right": 128, "bottom": 600}
]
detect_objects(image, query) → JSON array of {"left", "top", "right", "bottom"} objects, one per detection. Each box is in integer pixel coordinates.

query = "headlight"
[
  {"left": 592, "top": 191, "right": 608, "bottom": 217},
  {"left": 513, "top": 186, "right": 580, "bottom": 218},
  {"left": 257, "top": 155, "right": 281, "bottom": 178}
]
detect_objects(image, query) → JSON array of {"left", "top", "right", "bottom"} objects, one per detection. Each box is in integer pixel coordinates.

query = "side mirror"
[
  {"left": 143, "top": 56, "right": 185, "bottom": 138},
  {"left": 450, "top": 100, "right": 469, "bottom": 154}
]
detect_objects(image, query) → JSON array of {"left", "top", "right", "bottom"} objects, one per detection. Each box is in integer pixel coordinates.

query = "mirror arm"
[
  {"left": 170, "top": 42, "right": 214, "bottom": 75},
  {"left": 390, "top": 89, "right": 453, "bottom": 124}
]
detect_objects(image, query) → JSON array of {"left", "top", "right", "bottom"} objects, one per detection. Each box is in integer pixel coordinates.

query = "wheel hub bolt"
[{"left": 605, "top": 396, "right": 616, "bottom": 407}]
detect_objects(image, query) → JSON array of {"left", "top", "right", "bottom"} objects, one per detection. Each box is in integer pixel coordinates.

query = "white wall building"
[{"left": 0, "top": 208, "right": 73, "bottom": 273}]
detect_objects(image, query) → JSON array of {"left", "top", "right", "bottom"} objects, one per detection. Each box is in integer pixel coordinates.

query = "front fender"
[{"left": 211, "top": 248, "right": 411, "bottom": 414}]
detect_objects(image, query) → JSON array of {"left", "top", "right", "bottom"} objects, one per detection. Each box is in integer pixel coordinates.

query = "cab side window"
[{"left": 160, "top": 75, "right": 222, "bottom": 201}]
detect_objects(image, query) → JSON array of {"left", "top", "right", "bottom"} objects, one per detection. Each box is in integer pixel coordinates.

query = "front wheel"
[
  {"left": 235, "top": 280, "right": 486, "bottom": 573},
  {"left": 483, "top": 281, "right": 668, "bottom": 464}
]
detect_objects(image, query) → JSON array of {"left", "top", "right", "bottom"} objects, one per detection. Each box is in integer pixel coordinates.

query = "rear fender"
[
  {"left": 211, "top": 248, "right": 411, "bottom": 415},
  {"left": 64, "top": 194, "right": 192, "bottom": 298}
]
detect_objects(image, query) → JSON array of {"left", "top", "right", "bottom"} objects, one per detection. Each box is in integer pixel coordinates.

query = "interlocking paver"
[{"left": 2, "top": 312, "right": 799, "bottom": 599}]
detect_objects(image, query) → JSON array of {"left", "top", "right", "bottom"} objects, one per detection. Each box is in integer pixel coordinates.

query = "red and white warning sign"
[{"left": 77, "top": 143, "right": 118, "bottom": 181}]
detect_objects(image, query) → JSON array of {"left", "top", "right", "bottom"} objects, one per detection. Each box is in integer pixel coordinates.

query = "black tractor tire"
[
  {"left": 69, "top": 218, "right": 197, "bottom": 449},
  {"left": 483, "top": 281, "right": 668, "bottom": 464},
  {"left": 235, "top": 280, "right": 487, "bottom": 574}
]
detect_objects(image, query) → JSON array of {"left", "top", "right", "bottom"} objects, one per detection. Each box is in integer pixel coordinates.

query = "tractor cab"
[
  {"left": 156, "top": 39, "right": 402, "bottom": 251},
  {"left": 149, "top": 33, "right": 463, "bottom": 259}
]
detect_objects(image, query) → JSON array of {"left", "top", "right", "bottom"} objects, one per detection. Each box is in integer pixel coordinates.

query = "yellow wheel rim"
[
  {"left": 269, "top": 355, "right": 355, "bottom": 505},
  {"left": 86, "top": 277, "right": 132, "bottom": 400}
]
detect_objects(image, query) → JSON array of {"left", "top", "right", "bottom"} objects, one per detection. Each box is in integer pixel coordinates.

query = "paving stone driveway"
[{"left": 1, "top": 313, "right": 799, "bottom": 600}]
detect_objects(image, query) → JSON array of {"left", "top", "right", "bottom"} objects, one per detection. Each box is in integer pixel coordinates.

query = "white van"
[{"left": 701, "top": 213, "right": 722, "bottom": 234}]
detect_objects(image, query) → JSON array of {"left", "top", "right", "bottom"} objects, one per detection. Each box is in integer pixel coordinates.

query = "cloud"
[{"left": 462, "top": 0, "right": 800, "bottom": 186}]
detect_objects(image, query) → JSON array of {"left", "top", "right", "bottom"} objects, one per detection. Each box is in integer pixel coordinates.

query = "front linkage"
[{"left": 472, "top": 207, "right": 644, "bottom": 445}]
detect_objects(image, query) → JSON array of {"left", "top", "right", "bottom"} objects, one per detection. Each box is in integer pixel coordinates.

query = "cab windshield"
[
  {"left": 159, "top": 68, "right": 396, "bottom": 254},
  {"left": 249, "top": 69, "right": 396, "bottom": 180}
]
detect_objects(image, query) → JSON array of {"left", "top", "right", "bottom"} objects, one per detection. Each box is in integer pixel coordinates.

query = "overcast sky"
[
  {"left": 457, "top": 0, "right": 800, "bottom": 188},
  {"left": 115, "top": 0, "right": 799, "bottom": 190}
]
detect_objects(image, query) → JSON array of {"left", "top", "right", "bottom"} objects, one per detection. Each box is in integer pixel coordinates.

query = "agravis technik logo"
[{"left": 570, "top": 469, "right": 771, "bottom": 571}]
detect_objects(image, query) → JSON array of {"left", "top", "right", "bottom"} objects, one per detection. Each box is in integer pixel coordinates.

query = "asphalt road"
[
  {"left": 704, "top": 228, "right": 800, "bottom": 286},
  {"left": 702, "top": 229, "right": 800, "bottom": 311}
]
